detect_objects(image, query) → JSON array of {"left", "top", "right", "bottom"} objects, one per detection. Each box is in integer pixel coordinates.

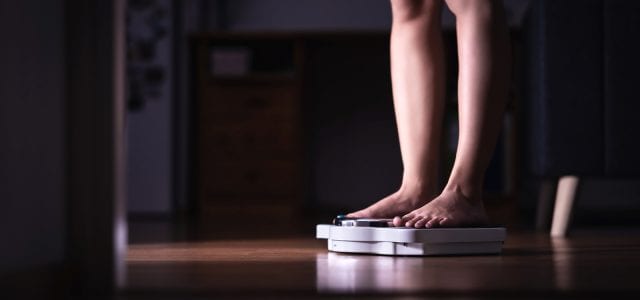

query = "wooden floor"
[{"left": 123, "top": 222, "right": 640, "bottom": 299}]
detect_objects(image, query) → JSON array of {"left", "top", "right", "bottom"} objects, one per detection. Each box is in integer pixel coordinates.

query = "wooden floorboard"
[{"left": 124, "top": 224, "right": 640, "bottom": 298}]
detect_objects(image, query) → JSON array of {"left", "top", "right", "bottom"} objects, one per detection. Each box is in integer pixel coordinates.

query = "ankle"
[
  {"left": 399, "top": 177, "right": 437, "bottom": 200},
  {"left": 442, "top": 181, "right": 483, "bottom": 203}
]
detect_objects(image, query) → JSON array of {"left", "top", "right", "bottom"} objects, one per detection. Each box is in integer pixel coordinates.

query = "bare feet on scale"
[
  {"left": 347, "top": 183, "right": 489, "bottom": 228},
  {"left": 393, "top": 186, "right": 489, "bottom": 228}
]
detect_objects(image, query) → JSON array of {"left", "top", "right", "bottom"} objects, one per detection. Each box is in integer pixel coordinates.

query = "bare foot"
[
  {"left": 347, "top": 185, "right": 435, "bottom": 219},
  {"left": 392, "top": 188, "right": 489, "bottom": 228}
]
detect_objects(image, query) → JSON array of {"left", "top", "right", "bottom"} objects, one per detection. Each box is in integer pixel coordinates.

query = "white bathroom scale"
[{"left": 316, "top": 218, "right": 506, "bottom": 256}]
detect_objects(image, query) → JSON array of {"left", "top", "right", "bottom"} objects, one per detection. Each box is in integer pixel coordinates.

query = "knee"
[
  {"left": 445, "top": 0, "right": 494, "bottom": 19},
  {"left": 390, "top": 0, "right": 442, "bottom": 23}
]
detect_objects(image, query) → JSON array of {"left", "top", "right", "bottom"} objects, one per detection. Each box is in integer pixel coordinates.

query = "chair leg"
[
  {"left": 535, "top": 179, "right": 557, "bottom": 231},
  {"left": 550, "top": 176, "right": 580, "bottom": 237}
]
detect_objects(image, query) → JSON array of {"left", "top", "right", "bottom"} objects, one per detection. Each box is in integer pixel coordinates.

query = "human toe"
[
  {"left": 414, "top": 216, "right": 430, "bottom": 228},
  {"left": 438, "top": 217, "right": 452, "bottom": 227},
  {"left": 404, "top": 215, "right": 423, "bottom": 227},
  {"left": 345, "top": 212, "right": 359, "bottom": 218},
  {"left": 426, "top": 217, "right": 443, "bottom": 228}
]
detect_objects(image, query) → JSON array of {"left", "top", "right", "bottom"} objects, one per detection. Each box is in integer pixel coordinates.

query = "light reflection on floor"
[
  {"left": 316, "top": 252, "right": 424, "bottom": 292},
  {"left": 315, "top": 251, "right": 507, "bottom": 293}
]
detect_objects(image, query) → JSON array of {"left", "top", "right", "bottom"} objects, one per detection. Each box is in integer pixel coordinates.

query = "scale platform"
[{"left": 316, "top": 224, "right": 506, "bottom": 256}]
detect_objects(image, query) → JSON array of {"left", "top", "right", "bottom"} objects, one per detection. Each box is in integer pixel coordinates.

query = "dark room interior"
[{"left": 2, "top": 0, "right": 640, "bottom": 299}]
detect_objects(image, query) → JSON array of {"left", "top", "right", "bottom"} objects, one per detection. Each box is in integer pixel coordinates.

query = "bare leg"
[
  {"left": 348, "top": 0, "right": 446, "bottom": 218},
  {"left": 395, "top": 0, "right": 510, "bottom": 228}
]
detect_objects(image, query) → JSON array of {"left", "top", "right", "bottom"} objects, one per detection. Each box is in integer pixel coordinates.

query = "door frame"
[{"left": 65, "top": 0, "right": 127, "bottom": 292}]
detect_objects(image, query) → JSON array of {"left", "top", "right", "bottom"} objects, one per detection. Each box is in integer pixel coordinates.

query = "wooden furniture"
[{"left": 192, "top": 33, "right": 304, "bottom": 221}]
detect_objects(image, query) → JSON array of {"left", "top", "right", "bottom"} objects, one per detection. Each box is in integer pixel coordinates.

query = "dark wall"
[
  {"left": 0, "top": 0, "right": 66, "bottom": 272},
  {"left": 304, "top": 36, "right": 402, "bottom": 212}
]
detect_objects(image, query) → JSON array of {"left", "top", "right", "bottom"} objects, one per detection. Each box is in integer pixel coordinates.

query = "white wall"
[{"left": 126, "top": 0, "right": 174, "bottom": 214}]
